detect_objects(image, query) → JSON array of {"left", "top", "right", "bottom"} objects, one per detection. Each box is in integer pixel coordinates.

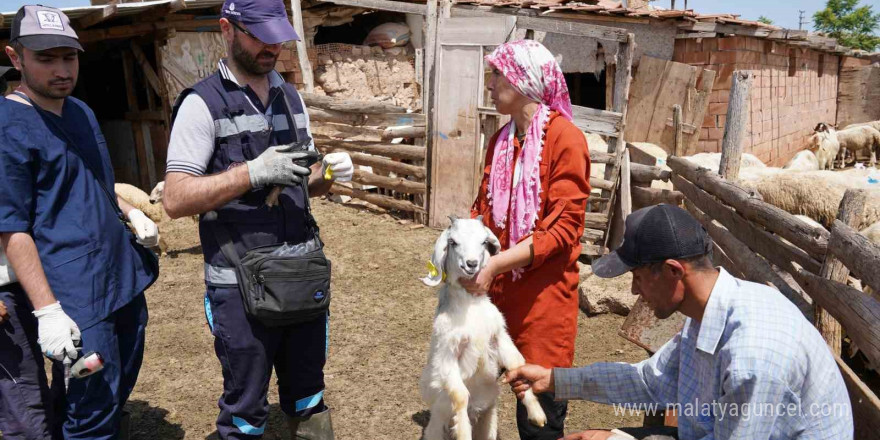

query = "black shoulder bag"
[{"left": 207, "top": 91, "right": 331, "bottom": 327}]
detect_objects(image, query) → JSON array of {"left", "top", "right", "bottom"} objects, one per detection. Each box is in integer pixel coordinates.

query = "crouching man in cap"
[
  {"left": 504, "top": 204, "right": 853, "bottom": 440},
  {"left": 162, "top": 0, "right": 353, "bottom": 438}
]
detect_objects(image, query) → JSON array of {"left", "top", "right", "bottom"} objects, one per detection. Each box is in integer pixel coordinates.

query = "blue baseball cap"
[{"left": 221, "top": 0, "right": 299, "bottom": 44}]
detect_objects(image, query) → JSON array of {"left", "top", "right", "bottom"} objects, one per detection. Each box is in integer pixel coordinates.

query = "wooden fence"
[
  {"left": 668, "top": 155, "right": 880, "bottom": 438},
  {"left": 302, "top": 93, "right": 428, "bottom": 217}
]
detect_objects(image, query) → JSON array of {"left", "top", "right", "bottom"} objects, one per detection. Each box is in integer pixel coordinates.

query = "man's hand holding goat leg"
[{"left": 503, "top": 364, "right": 554, "bottom": 399}]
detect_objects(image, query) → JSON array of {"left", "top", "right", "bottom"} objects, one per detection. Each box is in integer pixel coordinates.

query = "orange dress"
[{"left": 471, "top": 112, "right": 591, "bottom": 369}]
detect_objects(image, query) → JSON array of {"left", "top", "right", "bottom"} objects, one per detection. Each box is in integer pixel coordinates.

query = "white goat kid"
[{"left": 420, "top": 217, "right": 546, "bottom": 440}]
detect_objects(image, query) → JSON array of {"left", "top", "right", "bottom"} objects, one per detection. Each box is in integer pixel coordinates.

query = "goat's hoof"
[{"left": 528, "top": 411, "right": 547, "bottom": 428}]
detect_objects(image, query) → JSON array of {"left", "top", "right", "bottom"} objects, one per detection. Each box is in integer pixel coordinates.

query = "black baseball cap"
[
  {"left": 592, "top": 204, "right": 713, "bottom": 278},
  {"left": 11, "top": 5, "right": 83, "bottom": 52},
  {"left": 221, "top": 0, "right": 299, "bottom": 44}
]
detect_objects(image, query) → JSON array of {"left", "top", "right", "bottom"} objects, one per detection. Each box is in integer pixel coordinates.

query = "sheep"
[
  {"left": 682, "top": 152, "right": 767, "bottom": 173},
  {"left": 807, "top": 123, "right": 840, "bottom": 170},
  {"left": 420, "top": 217, "right": 546, "bottom": 440},
  {"left": 834, "top": 125, "right": 880, "bottom": 168},
  {"left": 148, "top": 181, "right": 198, "bottom": 224},
  {"left": 115, "top": 182, "right": 168, "bottom": 256},
  {"left": 843, "top": 120, "right": 880, "bottom": 134},
  {"left": 783, "top": 150, "right": 820, "bottom": 171},
  {"left": 739, "top": 170, "right": 880, "bottom": 231}
]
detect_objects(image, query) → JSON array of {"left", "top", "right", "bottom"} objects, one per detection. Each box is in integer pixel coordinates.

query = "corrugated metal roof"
[{"left": 0, "top": 0, "right": 224, "bottom": 30}]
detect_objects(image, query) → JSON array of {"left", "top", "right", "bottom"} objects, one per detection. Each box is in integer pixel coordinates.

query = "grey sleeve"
[
  {"left": 166, "top": 94, "right": 216, "bottom": 176},
  {"left": 298, "top": 93, "right": 316, "bottom": 152}
]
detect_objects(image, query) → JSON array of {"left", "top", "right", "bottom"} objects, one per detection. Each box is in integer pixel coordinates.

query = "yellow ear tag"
[
  {"left": 426, "top": 261, "right": 446, "bottom": 280},
  {"left": 324, "top": 167, "right": 334, "bottom": 181}
]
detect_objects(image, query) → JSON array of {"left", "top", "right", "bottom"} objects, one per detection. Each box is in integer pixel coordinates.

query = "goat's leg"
[
  {"left": 495, "top": 334, "right": 547, "bottom": 428},
  {"left": 473, "top": 403, "right": 498, "bottom": 440},
  {"left": 425, "top": 398, "right": 452, "bottom": 440},
  {"left": 447, "top": 381, "right": 472, "bottom": 440}
]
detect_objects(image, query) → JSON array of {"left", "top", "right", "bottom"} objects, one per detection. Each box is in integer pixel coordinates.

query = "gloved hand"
[
  {"left": 127, "top": 209, "right": 159, "bottom": 247},
  {"left": 247, "top": 144, "right": 316, "bottom": 188},
  {"left": 32, "top": 302, "right": 81, "bottom": 362},
  {"left": 321, "top": 152, "right": 354, "bottom": 182}
]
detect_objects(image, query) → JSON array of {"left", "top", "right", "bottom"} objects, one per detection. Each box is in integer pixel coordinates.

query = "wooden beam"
[
  {"left": 630, "top": 163, "right": 671, "bottom": 184},
  {"left": 667, "top": 156, "right": 830, "bottom": 257},
  {"left": 129, "top": 42, "right": 165, "bottom": 99},
  {"left": 718, "top": 71, "right": 753, "bottom": 180},
  {"left": 383, "top": 125, "right": 425, "bottom": 139},
  {"left": 315, "top": 137, "right": 426, "bottom": 161},
  {"left": 816, "top": 189, "right": 866, "bottom": 355},
  {"left": 330, "top": 184, "right": 426, "bottom": 213},
  {"left": 675, "top": 31, "right": 720, "bottom": 39},
  {"left": 827, "top": 219, "right": 880, "bottom": 296},
  {"left": 589, "top": 150, "right": 616, "bottom": 165},
  {"left": 685, "top": 200, "right": 813, "bottom": 317},
  {"left": 351, "top": 170, "right": 426, "bottom": 194},
  {"left": 672, "top": 174, "right": 822, "bottom": 275},
  {"left": 290, "top": 0, "right": 314, "bottom": 92},
  {"left": 137, "top": 0, "right": 187, "bottom": 23},
  {"left": 631, "top": 186, "right": 683, "bottom": 208},
  {"left": 315, "top": 0, "right": 427, "bottom": 15},
  {"left": 316, "top": 148, "right": 426, "bottom": 179},
  {"left": 75, "top": 4, "right": 117, "bottom": 29},
  {"left": 122, "top": 51, "right": 151, "bottom": 191},
  {"left": 515, "top": 15, "right": 628, "bottom": 42},
  {"left": 571, "top": 105, "right": 624, "bottom": 138},
  {"left": 302, "top": 93, "right": 409, "bottom": 114},
  {"left": 835, "top": 354, "right": 880, "bottom": 438},
  {"left": 307, "top": 107, "right": 425, "bottom": 127},
  {"left": 585, "top": 212, "right": 610, "bottom": 230},
  {"left": 672, "top": 104, "right": 683, "bottom": 156},
  {"left": 791, "top": 268, "right": 880, "bottom": 370},
  {"left": 590, "top": 177, "right": 616, "bottom": 191}
]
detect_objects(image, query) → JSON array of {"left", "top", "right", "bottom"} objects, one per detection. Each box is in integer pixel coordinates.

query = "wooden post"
[
  {"left": 122, "top": 50, "right": 153, "bottom": 190},
  {"left": 718, "top": 71, "right": 752, "bottom": 180},
  {"left": 423, "top": 0, "right": 439, "bottom": 225},
  {"left": 672, "top": 104, "right": 683, "bottom": 156},
  {"left": 290, "top": 0, "right": 314, "bottom": 92},
  {"left": 816, "top": 189, "right": 866, "bottom": 355}
]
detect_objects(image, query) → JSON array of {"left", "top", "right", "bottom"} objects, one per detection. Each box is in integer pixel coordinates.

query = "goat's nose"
[{"left": 466, "top": 259, "right": 479, "bottom": 269}]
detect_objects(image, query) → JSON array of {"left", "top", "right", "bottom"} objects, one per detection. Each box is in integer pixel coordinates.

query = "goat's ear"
[
  {"left": 484, "top": 227, "right": 501, "bottom": 256},
  {"left": 475, "top": 214, "right": 484, "bottom": 223},
  {"left": 421, "top": 228, "right": 450, "bottom": 287},
  {"left": 448, "top": 214, "right": 459, "bottom": 225}
]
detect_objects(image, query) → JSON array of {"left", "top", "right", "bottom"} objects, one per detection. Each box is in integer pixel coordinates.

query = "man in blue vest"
[
  {"left": 162, "top": 0, "right": 353, "bottom": 437},
  {"left": 0, "top": 5, "right": 160, "bottom": 439}
]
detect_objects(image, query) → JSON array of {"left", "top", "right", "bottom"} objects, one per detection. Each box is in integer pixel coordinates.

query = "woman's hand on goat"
[
  {"left": 502, "top": 364, "right": 553, "bottom": 398},
  {"left": 459, "top": 257, "right": 498, "bottom": 296}
]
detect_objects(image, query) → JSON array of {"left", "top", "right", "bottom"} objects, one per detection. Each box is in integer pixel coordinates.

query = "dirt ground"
[{"left": 127, "top": 199, "right": 647, "bottom": 439}]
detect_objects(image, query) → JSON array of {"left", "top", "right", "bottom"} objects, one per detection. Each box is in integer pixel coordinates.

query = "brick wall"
[{"left": 673, "top": 36, "right": 840, "bottom": 166}]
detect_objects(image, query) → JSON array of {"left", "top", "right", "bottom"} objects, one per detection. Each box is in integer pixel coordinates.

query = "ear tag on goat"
[
  {"left": 426, "top": 261, "right": 446, "bottom": 281},
  {"left": 324, "top": 166, "right": 334, "bottom": 181}
]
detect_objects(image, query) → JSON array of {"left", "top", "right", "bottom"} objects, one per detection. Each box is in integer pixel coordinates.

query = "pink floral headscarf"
[{"left": 485, "top": 40, "right": 571, "bottom": 278}]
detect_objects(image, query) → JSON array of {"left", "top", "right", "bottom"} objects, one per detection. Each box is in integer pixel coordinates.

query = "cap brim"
[
  {"left": 244, "top": 17, "right": 300, "bottom": 44},
  {"left": 591, "top": 251, "right": 636, "bottom": 278},
  {"left": 17, "top": 35, "right": 83, "bottom": 52}
]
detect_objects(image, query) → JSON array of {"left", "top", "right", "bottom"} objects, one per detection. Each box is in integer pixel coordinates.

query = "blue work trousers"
[{"left": 205, "top": 286, "right": 328, "bottom": 439}]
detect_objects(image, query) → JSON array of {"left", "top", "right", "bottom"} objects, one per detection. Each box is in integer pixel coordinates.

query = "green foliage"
[
  {"left": 757, "top": 16, "right": 774, "bottom": 25},
  {"left": 813, "top": 0, "right": 880, "bottom": 51}
]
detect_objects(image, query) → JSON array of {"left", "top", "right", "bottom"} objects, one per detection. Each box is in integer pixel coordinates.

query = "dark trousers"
[
  {"left": 0, "top": 286, "right": 147, "bottom": 440},
  {"left": 205, "top": 286, "right": 328, "bottom": 440},
  {"left": 55, "top": 293, "right": 148, "bottom": 440},
  {"left": 0, "top": 284, "right": 55, "bottom": 440},
  {"left": 516, "top": 391, "right": 568, "bottom": 440}
]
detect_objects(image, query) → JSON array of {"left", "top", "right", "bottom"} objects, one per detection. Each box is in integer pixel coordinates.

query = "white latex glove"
[
  {"left": 127, "top": 209, "right": 159, "bottom": 247},
  {"left": 32, "top": 302, "right": 81, "bottom": 362},
  {"left": 322, "top": 152, "right": 354, "bottom": 182}
]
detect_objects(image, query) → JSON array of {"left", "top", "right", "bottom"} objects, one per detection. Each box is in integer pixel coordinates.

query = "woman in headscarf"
[{"left": 459, "top": 40, "right": 591, "bottom": 439}]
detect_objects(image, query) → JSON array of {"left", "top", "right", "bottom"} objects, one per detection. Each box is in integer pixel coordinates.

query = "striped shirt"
[
  {"left": 555, "top": 268, "right": 853, "bottom": 440},
  {"left": 166, "top": 60, "right": 315, "bottom": 176}
]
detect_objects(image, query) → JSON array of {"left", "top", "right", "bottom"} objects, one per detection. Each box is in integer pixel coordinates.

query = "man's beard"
[
  {"left": 21, "top": 64, "right": 74, "bottom": 100},
  {"left": 231, "top": 34, "right": 278, "bottom": 76}
]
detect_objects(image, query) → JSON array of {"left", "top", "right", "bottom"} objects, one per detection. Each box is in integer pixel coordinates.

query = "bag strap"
[
  {"left": 204, "top": 211, "right": 243, "bottom": 267},
  {"left": 278, "top": 88, "right": 322, "bottom": 239},
  {"left": 15, "top": 92, "right": 127, "bottom": 224}
]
